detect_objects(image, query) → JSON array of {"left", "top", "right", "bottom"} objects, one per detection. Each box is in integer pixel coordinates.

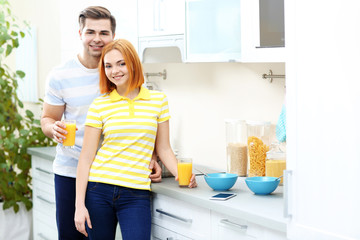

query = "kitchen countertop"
[{"left": 28, "top": 147, "right": 287, "bottom": 232}]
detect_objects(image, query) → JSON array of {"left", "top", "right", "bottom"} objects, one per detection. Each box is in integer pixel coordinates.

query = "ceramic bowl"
[
  {"left": 245, "top": 176, "right": 280, "bottom": 195},
  {"left": 204, "top": 173, "right": 238, "bottom": 191}
]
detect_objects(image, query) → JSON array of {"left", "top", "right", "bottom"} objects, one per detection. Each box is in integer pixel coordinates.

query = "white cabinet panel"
[
  {"left": 211, "top": 211, "right": 287, "bottom": 240},
  {"left": 152, "top": 194, "right": 211, "bottom": 240},
  {"left": 185, "top": 0, "right": 241, "bottom": 62},
  {"left": 240, "top": 0, "right": 285, "bottom": 62},
  {"left": 285, "top": 0, "right": 360, "bottom": 239},
  {"left": 138, "top": 0, "right": 185, "bottom": 37}
]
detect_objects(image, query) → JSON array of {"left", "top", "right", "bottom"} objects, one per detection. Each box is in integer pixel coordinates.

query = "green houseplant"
[{"left": 0, "top": 0, "right": 55, "bottom": 213}]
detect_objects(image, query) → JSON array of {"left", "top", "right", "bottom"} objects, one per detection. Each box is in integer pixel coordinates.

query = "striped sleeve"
[
  {"left": 44, "top": 72, "right": 65, "bottom": 106},
  {"left": 158, "top": 94, "right": 170, "bottom": 123},
  {"left": 85, "top": 99, "right": 103, "bottom": 129}
]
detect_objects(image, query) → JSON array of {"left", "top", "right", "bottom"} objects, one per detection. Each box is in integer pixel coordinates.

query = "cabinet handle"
[
  {"left": 156, "top": 208, "right": 192, "bottom": 223},
  {"left": 220, "top": 219, "right": 248, "bottom": 230},
  {"left": 35, "top": 167, "right": 52, "bottom": 175},
  {"left": 37, "top": 195, "right": 55, "bottom": 205},
  {"left": 38, "top": 233, "right": 50, "bottom": 240},
  {"left": 284, "top": 170, "right": 292, "bottom": 218}
]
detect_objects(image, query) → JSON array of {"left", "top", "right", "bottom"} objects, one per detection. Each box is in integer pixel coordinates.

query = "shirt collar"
[{"left": 109, "top": 86, "right": 151, "bottom": 102}]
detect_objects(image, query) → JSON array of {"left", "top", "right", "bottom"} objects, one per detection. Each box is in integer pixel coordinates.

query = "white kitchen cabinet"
[
  {"left": 138, "top": 0, "right": 185, "bottom": 37},
  {"left": 30, "top": 148, "right": 122, "bottom": 240},
  {"left": 285, "top": 1, "right": 360, "bottom": 240},
  {"left": 138, "top": 0, "right": 185, "bottom": 62},
  {"left": 185, "top": 0, "right": 241, "bottom": 62},
  {"left": 32, "top": 155, "right": 57, "bottom": 240},
  {"left": 211, "top": 211, "right": 287, "bottom": 240},
  {"left": 151, "top": 193, "right": 211, "bottom": 240},
  {"left": 240, "top": 0, "right": 285, "bottom": 62}
]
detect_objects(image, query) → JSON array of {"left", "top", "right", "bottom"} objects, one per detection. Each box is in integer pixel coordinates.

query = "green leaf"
[
  {"left": 10, "top": 31, "right": 18, "bottom": 36},
  {"left": 16, "top": 70, "right": 25, "bottom": 78},
  {"left": 12, "top": 38, "right": 19, "bottom": 48},
  {"left": 20, "top": 31, "right": 25, "bottom": 38},
  {"left": 5, "top": 44, "right": 12, "bottom": 56},
  {"left": 25, "top": 110, "right": 34, "bottom": 118}
]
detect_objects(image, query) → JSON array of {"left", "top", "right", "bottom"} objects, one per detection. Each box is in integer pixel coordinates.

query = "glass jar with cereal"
[
  {"left": 225, "top": 119, "right": 248, "bottom": 176},
  {"left": 246, "top": 121, "right": 271, "bottom": 177}
]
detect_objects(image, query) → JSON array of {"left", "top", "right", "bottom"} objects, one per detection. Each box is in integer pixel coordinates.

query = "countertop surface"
[{"left": 28, "top": 147, "right": 287, "bottom": 232}]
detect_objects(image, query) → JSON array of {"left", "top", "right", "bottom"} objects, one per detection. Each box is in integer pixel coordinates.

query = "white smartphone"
[{"left": 209, "top": 193, "right": 237, "bottom": 201}]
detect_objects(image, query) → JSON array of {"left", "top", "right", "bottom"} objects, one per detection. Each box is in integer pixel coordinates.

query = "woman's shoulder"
[{"left": 148, "top": 90, "right": 168, "bottom": 99}]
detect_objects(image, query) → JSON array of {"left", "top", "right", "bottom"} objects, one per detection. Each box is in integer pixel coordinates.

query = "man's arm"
[{"left": 41, "top": 102, "right": 66, "bottom": 143}]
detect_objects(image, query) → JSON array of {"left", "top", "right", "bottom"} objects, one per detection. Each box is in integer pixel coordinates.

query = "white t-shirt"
[{"left": 44, "top": 56, "right": 100, "bottom": 177}]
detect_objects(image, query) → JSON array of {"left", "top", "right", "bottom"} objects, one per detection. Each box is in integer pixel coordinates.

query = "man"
[{"left": 41, "top": 6, "right": 161, "bottom": 239}]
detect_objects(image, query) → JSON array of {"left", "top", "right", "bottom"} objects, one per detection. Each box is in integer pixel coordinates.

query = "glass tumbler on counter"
[
  {"left": 246, "top": 121, "right": 271, "bottom": 177},
  {"left": 225, "top": 119, "right": 247, "bottom": 176}
]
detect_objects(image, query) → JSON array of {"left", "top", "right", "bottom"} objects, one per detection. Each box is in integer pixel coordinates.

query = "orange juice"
[
  {"left": 178, "top": 158, "right": 193, "bottom": 187},
  {"left": 63, "top": 120, "right": 76, "bottom": 148}
]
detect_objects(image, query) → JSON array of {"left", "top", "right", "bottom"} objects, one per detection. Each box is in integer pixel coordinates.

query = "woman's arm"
[
  {"left": 155, "top": 120, "right": 197, "bottom": 188},
  {"left": 74, "top": 126, "right": 101, "bottom": 236}
]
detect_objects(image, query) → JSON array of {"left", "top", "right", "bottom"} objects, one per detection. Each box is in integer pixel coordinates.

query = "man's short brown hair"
[{"left": 79, "top": 6, "right": 116, "bottom": 34}]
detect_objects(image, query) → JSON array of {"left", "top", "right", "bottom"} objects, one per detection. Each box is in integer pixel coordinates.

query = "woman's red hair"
[{"left": 98, "top": 39, "right": 144, "bottom": 95}]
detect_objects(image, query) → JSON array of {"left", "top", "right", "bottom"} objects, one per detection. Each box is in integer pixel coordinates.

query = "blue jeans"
[
  {"left": 85, "top": 182, "right": 151, "bottom": 240},
  {"left": 54, "top": 174, "right": 88, "bottom": 240}
]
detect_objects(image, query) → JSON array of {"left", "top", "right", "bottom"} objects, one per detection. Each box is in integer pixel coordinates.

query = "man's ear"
[{"left": 79, "top": 29, "right": 82, "bottom": 39}]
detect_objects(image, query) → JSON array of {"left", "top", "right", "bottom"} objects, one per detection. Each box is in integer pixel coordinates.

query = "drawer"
[
  {"left": 152, "top": 223, "right": 177, "bottom": 239},
  {"left": 152, "top": 194, "right": 210, "bottom": 240},
  {"left": 32, "top": 156, "right": 54, "bottom": 185},
  {"left": 210, "top": 211, "right": 287, "bottom": 240},
  {"left": 33, "top": 211, "right": 58, "bottom": 240},
  {"left": 33, "top": 180, "right": 56, "bottom": 215}
]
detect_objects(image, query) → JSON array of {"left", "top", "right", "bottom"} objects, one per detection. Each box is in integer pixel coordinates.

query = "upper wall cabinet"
[
  {"left": 185, "top": 0, "right": 241, "bottom": 62},
  {"left": 138, "top": 0, "right": 185, "bottom": 62},
  {"left": 138, "top": 0, "right": 285, "bottom": 63},
  {"left": 138, "top": 0, "right": 185, "bottom": 37},
  {"left": 240, "top": 0, "right": 285, "bottom": 62}
]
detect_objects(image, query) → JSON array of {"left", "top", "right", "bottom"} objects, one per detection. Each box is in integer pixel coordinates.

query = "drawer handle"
[
  {"left": 37, "top": 195, "right": 55, "bottom": 205},
  {"left": 156, "top": 208, "right": 192, "bottom": 223},
  {"left": 38, "top": 233, "right": 51, "bottom": 240},
  {"left": 220, "top": 219, "right": 248, "bottom": 230},
  {"left": 35, "top": 167, "right": 52, "bottom": 175}
]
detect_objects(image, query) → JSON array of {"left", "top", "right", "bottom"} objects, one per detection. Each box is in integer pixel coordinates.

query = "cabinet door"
[
  {"left": 240, "top": 0, "right": 285, "bottom": 62},
  {"left": 185, "top": 0, "right": 241, "bottom": 62},
  {"left": 285, "top": 0, "right": 360, "bottom": 239},
  {"left": 138, "top": 0, "right": 185, "bottom": 37}
]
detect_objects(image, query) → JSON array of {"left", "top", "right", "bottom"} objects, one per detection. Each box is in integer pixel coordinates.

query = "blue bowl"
[
  {"left": 245, "top": 177, "right": 280, "bottom": 195},
  {"left": 204, "top": 173, "right": 238, "bottom": 191}
]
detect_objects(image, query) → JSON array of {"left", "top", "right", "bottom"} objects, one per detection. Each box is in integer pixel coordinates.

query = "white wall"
[{"left": 143, "top": 62, "right": 285, "bottom": 170}]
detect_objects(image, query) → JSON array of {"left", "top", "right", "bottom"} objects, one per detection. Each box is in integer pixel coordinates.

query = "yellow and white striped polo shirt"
[{"left": 85, "top": 86, "right": 170, "bottom": 190}]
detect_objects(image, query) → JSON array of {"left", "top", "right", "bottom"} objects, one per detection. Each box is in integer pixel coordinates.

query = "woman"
[{"left": 74, "top": 39, "right": 197, "bottom": 239}]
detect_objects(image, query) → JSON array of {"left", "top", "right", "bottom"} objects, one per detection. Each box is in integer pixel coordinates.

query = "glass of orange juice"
[
  {"left": 62, "top": 120, "right": 76, "bottom": 148},
  {"left": 177, "top": 158, "right": 193, "bottom": 187}
]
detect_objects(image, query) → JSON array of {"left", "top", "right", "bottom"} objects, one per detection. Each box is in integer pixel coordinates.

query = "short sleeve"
[
  {"left": 158, "top": 94, "right": 170, "bottom": 123},
  {"left": 85, "top": 100, "right": 103, "bottom": 129},
  {"left": 43, "top": 72, "right": 65, "bottom": 106}
]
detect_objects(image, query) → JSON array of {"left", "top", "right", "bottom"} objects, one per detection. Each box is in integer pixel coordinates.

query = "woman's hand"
[
  {"left": 188, "top": 174, "right": 198, "bottom": 188},
  {"left": 74, "top": 205, "right": 92, "bottom": 237},
  {"left": 149, "top": 154, "right": 162, "bottom": 182}
]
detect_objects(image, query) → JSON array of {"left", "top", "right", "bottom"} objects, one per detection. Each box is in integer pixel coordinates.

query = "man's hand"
[{"left": 149, "top": 154, "right": 162, "bottom": 182}]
